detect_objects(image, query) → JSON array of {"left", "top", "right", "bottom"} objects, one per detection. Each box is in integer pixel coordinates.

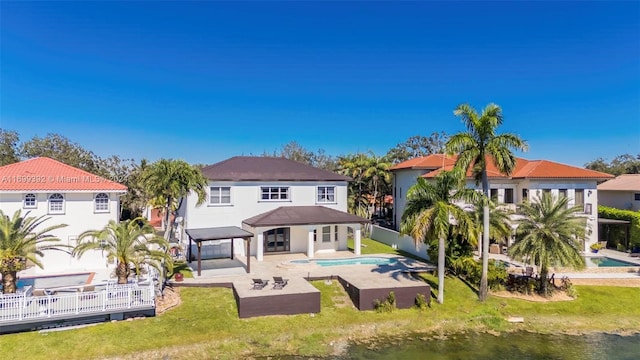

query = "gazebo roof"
[{"left": 185, "top": 226, "right": 254, "bottom": 242}]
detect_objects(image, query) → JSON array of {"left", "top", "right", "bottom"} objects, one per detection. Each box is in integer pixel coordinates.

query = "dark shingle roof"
[
  {"left": 201, "top": 156, "right": 350, "bottom": 181},
  {"left": 185, "top": 226, "right": 254, "bottom": 241},
  {"left": 243, "top": 206, "right": 369, "bottom": 227}
]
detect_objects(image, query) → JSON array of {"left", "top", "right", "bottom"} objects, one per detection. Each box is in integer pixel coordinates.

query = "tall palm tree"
[
  {"left": 0, "top": 210, "right": 67, "bottom": 294},
  {"left": 337, "top": 153, "right": 370, "bottom": 213},
  {"left": 446, "top": 103, "right": 528, "bottom": 301},
  {"left": 73, "top": 218, "right": 172, "bottom": 284},
  {"left": 142, "top": 159, "right": 208, "bottom": 240},
  {"left": 400, "top": 169, "right": 479, "bottom": 304},
  {"left": 508, "top": 192, "right": 586, "bottom": 296},
  {"left": 362, "top": 152, "right": 392, "bottom": 219}
]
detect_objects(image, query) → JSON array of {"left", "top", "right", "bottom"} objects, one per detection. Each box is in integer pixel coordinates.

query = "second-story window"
[
  {"left": 574, "top": 189, "right": 584, "bottom": 206},
  {"left": 48, "top": 193, "right": 64, "bottom": 214},
  {"left": 94, "top": 193, "right": 109, "bottom": 212},
  {"left": 24, "top": 193, "right": 37, "bottom": 208},
  {"left": 317, "top": 186, "right": 336, "bottom": 203},
  {"left": 504, "top": 189, "right": 514, "bottom": 204},
  {"left": 210, "top": 187, "right": 231, "bottom": 205},
  {"left": 261, "top": 187, "right": 289, "bottom": 201}
]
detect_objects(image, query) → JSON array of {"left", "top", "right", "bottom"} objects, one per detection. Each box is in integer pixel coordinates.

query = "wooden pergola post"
[
  {"left": 246, "top": 238, "right": 251, "bottom": 273},
  {"left": 197, "top": 241, "right": 202, "bottom": 277}
]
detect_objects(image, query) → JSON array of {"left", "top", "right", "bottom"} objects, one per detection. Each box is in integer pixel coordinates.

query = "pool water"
[
  {"left": 584, "top": 256, "right": 638, "bottom": 267},
  {"left": 291, "top": 257, "right": 397, "bottom": 267},
  {"left": 16, "top": 273, "right": 92, "bottom": 289}
]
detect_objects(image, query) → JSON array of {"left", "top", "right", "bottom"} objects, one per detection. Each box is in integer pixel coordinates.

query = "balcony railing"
[{"left": 0, "top": 283, "right": 155, "bottom": 324}]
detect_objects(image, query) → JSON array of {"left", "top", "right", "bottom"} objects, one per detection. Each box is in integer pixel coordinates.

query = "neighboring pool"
[
  {"left": 15, "top": 272, "right": 93, "bottom": 289},
  {"left": 290, "top": 257, "right": 397, "bottom": 267},
  {"left": 584, "top": 256, "right": 638, "bottom": 267}
]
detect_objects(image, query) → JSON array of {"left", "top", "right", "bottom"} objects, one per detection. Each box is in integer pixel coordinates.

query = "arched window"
[
  {"left": 95, "top": 193, "right": 109, "bottom": 212},
  {"left": 48, "top": 193, "right": 64, "bottom": 214},
  {"left": 24, "top": 193, "right": 37, "bottom": 208}
]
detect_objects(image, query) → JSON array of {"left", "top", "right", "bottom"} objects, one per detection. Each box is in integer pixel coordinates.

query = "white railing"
[{"left": 0, "top": 283, "right": 155, "bottom": 323}]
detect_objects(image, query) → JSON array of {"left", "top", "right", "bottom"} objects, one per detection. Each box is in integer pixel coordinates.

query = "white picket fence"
[{"left": 0, "top": 283, "right": 155, "bottom": 323}]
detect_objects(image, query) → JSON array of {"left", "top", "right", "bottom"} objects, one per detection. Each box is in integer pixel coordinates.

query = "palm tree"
[
  {"left": 469, "top": 200, "right": 513, "bottom": 255},
  {"left": 0, "top": 210, "right": 67, "bottom": 294},
  {"left": 508, "top": 192, "right": 586, "bottom": 296},
  {"left": 337, "top": 153, "right": 370, "bottom": 213},
  {"left": 446, "top": 103, "right": 528, "bottom": 301},
  {"left": 400, "top": 169, "right": 478, "bottom": 304},
  {"left": 142, "top": 159, "right": 208, "bottom": 240},
  {"left": 73, "top": 218, "right": 172, "bottom": 284},
  {"left": 362, "top": 152, "right": 392, "bottom": 219}
]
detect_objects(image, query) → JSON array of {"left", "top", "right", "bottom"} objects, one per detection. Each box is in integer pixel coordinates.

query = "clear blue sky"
[{"left": 1, "top": 1, "right": 639, "bottom": 167}]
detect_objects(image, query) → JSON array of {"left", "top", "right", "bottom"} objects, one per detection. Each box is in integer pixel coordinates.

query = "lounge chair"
[
  {"left": 272, "top": 276, "right": 288, "bottom": 290},
  {"left": 251, "top": 279, "right": 268, "bottom": 290},
  {"left": 630, "top": 246, "right": 640, "bottom": 258}
]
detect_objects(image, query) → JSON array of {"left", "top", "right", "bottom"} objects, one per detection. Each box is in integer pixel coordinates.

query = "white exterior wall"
[
  {"left": 392, "top": 170, "right": 601, "bottom": 252},
  {"left": 180, "top": 181, "right": 349, "bottom": 258},
  {"left": 393, "top": 169, "right": 429, "bottom": 229},
  {"left": 0, "top": 191, "right": 122, "bottom": 273},
  {"left": 599, "top": 190, "right": 640, "bottom": 211}
]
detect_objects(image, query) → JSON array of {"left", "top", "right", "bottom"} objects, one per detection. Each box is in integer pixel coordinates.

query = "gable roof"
[
  {"left": 242, "top": 206, "right": 369, "bottom": 227},
  {"left": 0, "top": 157, "right": 127, "bottom": 192},
  {"left": 393, "top": 154, "right": 613, "bottom": 181},
  {"left": 598, "top": 174, "right": 640, "bottom": 191},
  {"left": 201, "top": 156, "right": 350, "bottom": 182}
]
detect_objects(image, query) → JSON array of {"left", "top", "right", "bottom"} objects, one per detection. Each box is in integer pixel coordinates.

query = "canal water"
[{"left": 344, "top": 332, "right": 640, "bottom": 360}]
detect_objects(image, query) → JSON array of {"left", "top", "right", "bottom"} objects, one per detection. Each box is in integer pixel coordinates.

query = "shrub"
[
  {"left": 414, "top": 293, "right": 429, "bottom": 310},
  {"left": 374, "top": 291, "right": 396, "bottom": 313},
  {"left": 449, "top": 256, "right": 508, "bottom": 290}
]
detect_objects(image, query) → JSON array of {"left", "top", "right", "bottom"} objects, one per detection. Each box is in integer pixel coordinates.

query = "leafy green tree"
[
  {"left": 0, "top": 210, "right": 67, "bottom": 294},
  {"left": 73, "top": 219, "right": 172, "bottom": 284},
  {"left": 142, "top": 159, "right": 208, "bottom": 240},
  {"left": 20, "top": 133, "right": 101, "bottom": 173},
  {"left": 508, "top": 193, "right": 586, "bottom": 296},
  {"left": 585, "top": 153, "right": 640, "bottom": 175},
  {"left": 400, "top": 170, "right": 478, "bottom": 304},
  {"left": 386, "top": 132, "right": 449, "bottom": 164},
  {"left": 362, "top": 152, "right": 392, "bottom": 218},
  {"left": 469, "top": 201, "right": 513, "bottom": 254},
  {"left": 337, "top": 153, "right": 370, "bottom": 213},
  {"left": 0, "top": 129, "right": 20, "bottom": 166},
  {"left": 446, "top": 103, "right": 528, "bottom": 301}
]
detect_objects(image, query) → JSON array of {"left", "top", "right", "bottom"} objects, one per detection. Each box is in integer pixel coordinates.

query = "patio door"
[{"left": 264, "top": 228, "right": 290, "bottom": 253}]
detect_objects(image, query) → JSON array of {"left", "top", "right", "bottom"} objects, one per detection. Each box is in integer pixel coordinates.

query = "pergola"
[
  {"left": 185, "top": 226, "right": 254, "bottom": 276},
  {"left": 598, "top": 218, "right": 631, "bottom": 250}
]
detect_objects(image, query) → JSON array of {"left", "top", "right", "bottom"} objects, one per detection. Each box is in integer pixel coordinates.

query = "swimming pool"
[
  {"left": 584, "top": 256, "right": 638, "bottom": 267},
  {"left": 290, "top": 256, "right": 397, "bottom": 267},
  {"left": 15, "top": 272, "right": 93, "bottom": 289}
]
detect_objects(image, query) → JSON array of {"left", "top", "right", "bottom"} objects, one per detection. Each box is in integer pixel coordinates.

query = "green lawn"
[{"left": 3, "top": 239, "right": 640, "bottom": 359}]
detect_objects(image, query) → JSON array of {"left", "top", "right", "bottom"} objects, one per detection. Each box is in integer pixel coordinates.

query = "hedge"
[{"left": 598, "top": 206, "right": 640, "bottom": 247}]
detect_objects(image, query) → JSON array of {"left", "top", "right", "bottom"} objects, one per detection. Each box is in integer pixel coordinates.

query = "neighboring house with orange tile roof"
[
  {"left": 0, "top": 157, "right": 127, "bottom": 273},
  {"left": 390, "top": 154, "right": 614, "bottom": 251},
  {"left": 597, "top": 174, "right": 640, "bottom": 211}
]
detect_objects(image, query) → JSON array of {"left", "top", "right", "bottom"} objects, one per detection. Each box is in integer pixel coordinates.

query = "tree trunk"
[
  {"left": 163, "top": 196, "right": 173, "bottom": 241},
  {"left": 2, "top": 270, "right": 17, "bottom": 294},
  {"left": 539, "top": 266, "right": 549, "bottom": 297},
  {"left": 479, "top": 170, "right": 490, "bottom": 301},
  {"left": 116, "top": 261, "right": 130, "bottom": 284},
  {"left": 437, "top": 236, "right": 445, "bottom": 304}
]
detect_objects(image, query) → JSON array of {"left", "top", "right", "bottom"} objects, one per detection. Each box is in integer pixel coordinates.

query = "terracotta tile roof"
[
  {"left": 390, "top": 154, "right": 457, "bottom": 170},
  {"left": 598, "top": 174, "right": 640, "bottom": 191},
  {"left": 0, "top": 157, "right": 127, "bottom": 192},
  {"left": 410, "top": 154, "right": 614, "bottom": 180},
  {"left": 201, "top": 156, "right": 350, "bottom": 181},
  {"left": 242, "top": 206, "right": 369, "bottom": 227}
]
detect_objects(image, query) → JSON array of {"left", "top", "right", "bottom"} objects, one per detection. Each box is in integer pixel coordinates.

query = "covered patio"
[
  {"left": 598, "top": 218, "right": 631, "bottom": 251},
  {"left": 185, "top": 226, "right": 254, "bottom": 276},
  {"left": 242, "top": 206, "right": 369, "bottom": 261}
]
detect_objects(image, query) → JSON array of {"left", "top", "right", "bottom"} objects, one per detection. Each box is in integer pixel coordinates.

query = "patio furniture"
[
  {"left": 251, "top": 279, "right": 268, "bottom": 290},
  {"left": 272, "top": 277, "right": 288, "bottom": 290},
  {"left": 522, "top": 266, "right": 534, "bottom": 278},
  {"left": 630, "top": 246, "right": 640, "bottom": 258}
]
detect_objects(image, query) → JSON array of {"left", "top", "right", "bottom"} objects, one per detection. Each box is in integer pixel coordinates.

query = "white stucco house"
[
  {"left": 597, "top": 174, "right": 640, "bottom": 211},
  {"left": 179, "top": 156, "right": 368, "bottom": 274},
  {"left": 177, "top": 156, "right": 368, "bottom": 275},
  {"left": 0, "top": 157, "right": 127, "bottom": 273},
  {"left": 391, "top": 154, "right": 614, "bottom": 252}
]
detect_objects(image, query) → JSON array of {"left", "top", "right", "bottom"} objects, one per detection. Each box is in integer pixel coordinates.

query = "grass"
[
  {"left": 347, "top": 237, "right": 425, "bottom": 261},
  {"left": 3, "top": 240, "right": 640, "bottom": 359},
  {"left": 168, "top": 261, "right": 194, "bottom": 279}
]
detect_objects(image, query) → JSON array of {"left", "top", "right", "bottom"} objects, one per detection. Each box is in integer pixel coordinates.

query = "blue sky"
[{"left": 1, "top": 1, "right": 639, "bottom": 167}]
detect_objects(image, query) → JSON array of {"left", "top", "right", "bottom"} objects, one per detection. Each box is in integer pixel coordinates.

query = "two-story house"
[
  {"left": 178, "top": 157, "right": 368, "bottom": 273},
  {"left": 0, "top": 157, "right": 127, "bottom": 273},
  {"left": 391, "top": 154, "right": 614, "bottom": 251}
]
